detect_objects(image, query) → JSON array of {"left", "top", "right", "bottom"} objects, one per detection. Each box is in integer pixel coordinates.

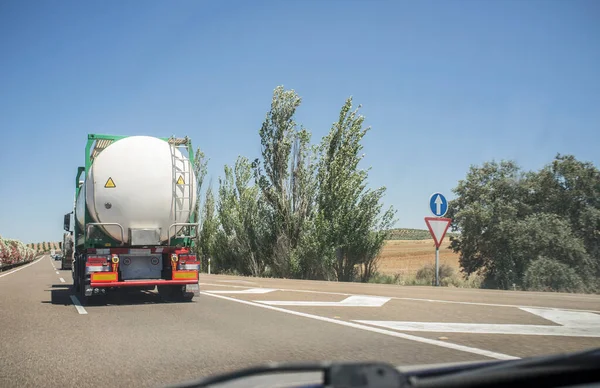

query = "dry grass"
[{"left": 376, "top": 239, "right": 460, "bottom": 276}]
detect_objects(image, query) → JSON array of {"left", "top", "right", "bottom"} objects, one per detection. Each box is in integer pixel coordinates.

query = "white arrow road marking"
[
  {"left": 204, "top": 288, "right": 278, "bottom": 294},
  {"left": 257, "top": 295, "right": 391, "bottom": 307},
  {"left": 355, "top": 308, "right": 600, "bottom": 338}
]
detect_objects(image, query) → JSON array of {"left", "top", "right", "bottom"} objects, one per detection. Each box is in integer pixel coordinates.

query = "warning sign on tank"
[
  {"left": 177, "top": 175, "right": 185, "bottom": 185},
  {"left": 104, "top": 177, "right": 116, "bottom": 188}
]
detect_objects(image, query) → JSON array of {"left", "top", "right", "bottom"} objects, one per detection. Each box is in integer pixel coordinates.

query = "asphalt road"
[{"left": 1, "top": 255, "right": 599, "bottom": 388}]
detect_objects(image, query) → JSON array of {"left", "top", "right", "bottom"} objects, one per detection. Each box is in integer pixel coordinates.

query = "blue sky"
[{"left": 0, "top": 0, "right": 598, "bottom": 243}]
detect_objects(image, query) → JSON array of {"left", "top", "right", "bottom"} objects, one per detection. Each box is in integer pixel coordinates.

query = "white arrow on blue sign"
[{"left": 429, "top": 192, "right": 448, "bottom": 217}]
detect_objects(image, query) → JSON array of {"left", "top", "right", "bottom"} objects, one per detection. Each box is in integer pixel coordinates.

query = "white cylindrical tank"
[{"left": 75, "top": 136, "right": 197, "bottom": 244}]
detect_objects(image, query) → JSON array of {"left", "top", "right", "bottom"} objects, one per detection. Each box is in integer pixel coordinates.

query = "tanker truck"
[{"left": 63, "top": 134, "right": 200, "bottom": 304}]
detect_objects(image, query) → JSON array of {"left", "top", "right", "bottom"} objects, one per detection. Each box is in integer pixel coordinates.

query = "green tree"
[
  {"left": 447, "top": 160, "right": 531, "bottom": 288},
  {"left": 197, "top": 182, "right": 217, "bottom": 271},
  {"left": 215, "top": 157, "right": 273, "bottom": 276},
  {"left": 191, "top": 147, "right": 208, "bottom": 248},
  {"left": 314, "top": 98, "right": 395, "bottom": 282},
  {"left": 448, "top": 156, "right": 599, "bottom": 291},
  {"left": 527, "top": 154, "right": 600, "bottom": 287},
  {"left": 252, "top": 86, "right": 316, "bottom": 277},
  {"left": 523, "top": 257, "right": 585, "bottom": 293}
]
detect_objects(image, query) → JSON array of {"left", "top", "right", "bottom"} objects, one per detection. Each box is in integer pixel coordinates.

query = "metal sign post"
[
  {"left": 435, "top": 246, "right": 440, "bottom": 286},
  {"left": 426, "top": 192, "right": 451, "bottom": 287},
  {"left": 425, "top": 217, "right": 451, "bottom": 286}
]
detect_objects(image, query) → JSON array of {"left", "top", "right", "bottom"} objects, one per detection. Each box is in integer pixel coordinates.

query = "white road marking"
[
  {"left": 59, "top": 277, "right": 65, "bottom": 283},
  {"left": 355, "top": 308, "right": 600, "bottom": 338},
  {"left": 70, "top": 295, "right": 88, "bottom": 315},
  {"left": 376, "top": 297, "right": 600, "bottom": 314},
  {"left": 258, "top": 295, "right": 391, "bottom": 307},
  {"left": 205, "top": 288, "right": 278, "bottom": 294},
  {"left": 56, "top": 271, "right": 60, "bottom": 275},
  {"left": 198, "top": 282, "right": 600, "bottom": 313},
  {"left": 522, "top": 307, "right": 600, "bottom": 326},
  {"left": 0, "top": 256, "right": 45, "bottom": 279},
  {"left": 218, "top": 280, "right": 259, "bottom": 285},
  {"left": 200, "top": 292, "right": 518, "bottom": 361}
]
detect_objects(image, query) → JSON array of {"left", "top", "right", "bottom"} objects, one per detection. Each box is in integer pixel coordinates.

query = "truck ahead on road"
[
  {"left": 63, "top": 134, "right": 200, "bottom": 304},
  {"left": 61, "top": 232, "right": 73, "bottom": 270}
]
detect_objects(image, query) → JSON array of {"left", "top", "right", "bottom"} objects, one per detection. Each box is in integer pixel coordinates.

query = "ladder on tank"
[{"left": 169, "top": 137, "right": 195, "bottom": 242}]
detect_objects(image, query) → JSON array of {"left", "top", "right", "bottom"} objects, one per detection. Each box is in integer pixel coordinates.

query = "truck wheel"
[
  {"left": 158, "top": 285, "right": 193, "bottom": 302},
  {"left": 78, "top": 285, "right": 89, "bottom": 306}
]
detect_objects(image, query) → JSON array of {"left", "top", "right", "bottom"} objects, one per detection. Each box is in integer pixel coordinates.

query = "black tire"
[
  {"left": 78, "top": 281, "right": 89, "bottom": 306},
  {"left": 158, "top": 285, "right": 193, "bottom": 302}
]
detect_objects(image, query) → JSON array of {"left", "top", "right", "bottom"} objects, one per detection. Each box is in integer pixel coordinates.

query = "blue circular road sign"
[{"left": 429, "top": 192, "right": 448, "bottom": 217}]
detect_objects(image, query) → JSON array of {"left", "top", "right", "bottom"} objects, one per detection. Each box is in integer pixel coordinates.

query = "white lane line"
[
  {"left": 199, "top": 282, "right": 600, "bottom": 314},
  {"left": 70, "top": 295, "right": 88, "bottom": 315},
  {"left": 205, "top": 288, "right": 278, "bottom": 294},
  {"left": 0, "top": 256, "right": 45, "bottom": 279},
  {"left": 59, "top": 277, "right": 65, "bottom": 283},
  {"left": 217, "top": 280, "right": 260, "bottom": 285},
  {"left": 259, "top": 295, "right": 391, "bottom": 307},
  {"left": 200, "top": 292, "right": 519, "bottom": 361},
  {"left": 56, "top": 271, "right": 60, "bottom": 275}
]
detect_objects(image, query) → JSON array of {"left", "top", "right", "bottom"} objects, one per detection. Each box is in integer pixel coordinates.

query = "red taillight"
[
  {"left": 179, "top": 254, "right": 198, "bottom": 264},
  {"left": 177, "top": 254, "right": 199, "bottom": 271},
  {"left": 87, "top": 256, "right": 108, "bottom": 265}
]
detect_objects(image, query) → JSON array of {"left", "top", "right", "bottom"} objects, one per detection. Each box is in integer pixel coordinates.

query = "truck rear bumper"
[
  {"left": 90, "top": 279, "right": 198, "bottom": 287},
  {"left": 86, "top": 280, "right": 200, "bottom": 297}
]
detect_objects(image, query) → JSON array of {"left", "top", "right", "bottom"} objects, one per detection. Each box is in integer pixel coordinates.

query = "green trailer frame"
[{"left": 74, "top": 134, "right": 198, "bottom": 250}]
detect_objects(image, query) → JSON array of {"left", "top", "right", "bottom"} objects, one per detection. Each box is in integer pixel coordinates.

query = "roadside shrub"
[
  {"left": 523, "top": 257, "right": 585, "bottom": 293},
  {"left": 0, "top": 236, "right": 35, "bottom": 266},
  {"left": 368, "top": 272, "right": 401, "bottom": 284},
  {"left": 366, "top": 267, "right": 482, "bottom": 289},
  {"left": 416, "top": 263, "right": 455, "bottom": 284}
]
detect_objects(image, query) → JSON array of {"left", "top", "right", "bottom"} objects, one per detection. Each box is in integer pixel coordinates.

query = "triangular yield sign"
[{"left": 424, "top": 217, "right": 452, "bottom": 248}]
